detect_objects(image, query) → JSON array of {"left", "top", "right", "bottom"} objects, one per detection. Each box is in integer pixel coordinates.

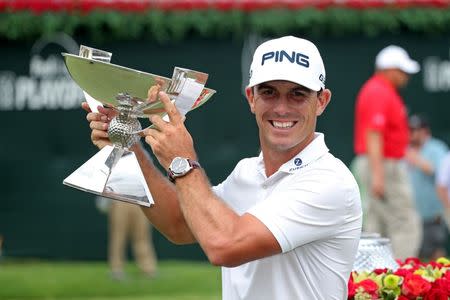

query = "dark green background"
[{"left": 1, "top": 33, "right": 449, "bottom": 260}]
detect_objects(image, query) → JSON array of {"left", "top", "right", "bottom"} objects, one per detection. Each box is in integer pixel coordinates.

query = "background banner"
[{"left": 1, "top": 29, "right": 449, "bottom": 260}]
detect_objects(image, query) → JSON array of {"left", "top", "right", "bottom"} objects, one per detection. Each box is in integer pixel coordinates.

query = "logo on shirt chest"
[{"left": 289, "top": 158, "right": 304, "bottom": 172}]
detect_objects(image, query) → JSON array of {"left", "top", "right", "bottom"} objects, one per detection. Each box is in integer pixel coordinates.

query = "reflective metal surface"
[
  {"left": 353, "top": 233, "right": 399, "bottom": 272},
  {"left": 62, "top": 46, "right": 216, "bottom": 206},
  {"left": 62, "top": 53, "right": 215, "bottom": 112}
]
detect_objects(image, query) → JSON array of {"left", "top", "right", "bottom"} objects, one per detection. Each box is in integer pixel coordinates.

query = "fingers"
[
  {"left": 98, "top": 106, "right": 117, "bottom": 119},
  {"left": 81, "top": 102, "right": 91, "bottom": 112},
  {"left": 144, "top": 128, "right": 162, "bottom": 142},
  {"left": 149, "top": 114, "right": 167, "bottom": 131},
  {"left": 92, "top": 128, "right": 109, "bottom": 140},
  {"left": 158, "top": 91, "right": 182, "bottom": 124},
  {"left": 147, "top": 84, "right": 162, "bottom": 103},
  {"left": 144, "top": 128, "right": 163, "bottom": 154},
  {"left": 87, "top": 111, "right": 108, "bottom": 123},
  {"left": 90, "top": 120, "right": 109, "bottom": 131}
]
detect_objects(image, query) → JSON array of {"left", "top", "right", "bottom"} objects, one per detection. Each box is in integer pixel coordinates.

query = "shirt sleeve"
[
  {"left": 248, "top": 171, "right": 352, "bottom": 253},
  {"left": 360, "top": 85, "right": 389, "bottom": 132},
  {"left": 437, "top": 154, "right": 450, "bottom": 187},
  {"left": 428, "top": 142, "right": 449, "bottom": 176}
]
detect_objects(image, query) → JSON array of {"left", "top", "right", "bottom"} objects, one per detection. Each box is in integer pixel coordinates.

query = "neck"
[
  {"left": 377, "top": 71, "right": 398, "bottom": 89},
  {"left": 261, "top": 133, "right": 315, "bottom": 177}
]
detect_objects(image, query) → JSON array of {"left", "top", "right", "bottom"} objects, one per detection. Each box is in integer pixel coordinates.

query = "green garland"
[{"left": 1, "top": 7, "right": 450, "bottom": 43}]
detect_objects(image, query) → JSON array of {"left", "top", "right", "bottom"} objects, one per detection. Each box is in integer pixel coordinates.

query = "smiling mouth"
[{"left": 270, "top": 120, "right": 296, "bottom": 129}]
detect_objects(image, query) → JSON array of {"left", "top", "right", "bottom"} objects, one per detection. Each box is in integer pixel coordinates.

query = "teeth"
[{"left": 272, "top": 121, "right": 294, "bottom": 128}]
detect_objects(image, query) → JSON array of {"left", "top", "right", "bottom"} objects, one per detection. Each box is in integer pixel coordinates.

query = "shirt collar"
[
  {"left": 256, "top": 132, "right": 330, "bottom": 175},
  {"left": 280, "top": 132, "right": 329, "bottom": 174}
]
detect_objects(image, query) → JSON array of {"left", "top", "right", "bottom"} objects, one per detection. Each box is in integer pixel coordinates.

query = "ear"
[
  {"left": 245, "top": 87, "right": 256, "bottom": 114},
  {"left": 316, "top": 89, "right": 331, "bottom": 116}
]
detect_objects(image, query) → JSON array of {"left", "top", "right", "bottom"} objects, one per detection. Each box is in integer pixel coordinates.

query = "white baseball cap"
[
  {"left": 375, "top": 45, "right": 420, "bottom": 74},
  {"left": 247, "top": 36, "right": 326, "bottom": 91}
]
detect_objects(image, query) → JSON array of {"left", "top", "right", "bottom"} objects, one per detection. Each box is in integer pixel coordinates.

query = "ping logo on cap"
[
  {"left": 319, "top": 74, "right": 325, "bottom": 84},
  {"left": 261, "top": 50, "right": 310, "bottom": 68}
]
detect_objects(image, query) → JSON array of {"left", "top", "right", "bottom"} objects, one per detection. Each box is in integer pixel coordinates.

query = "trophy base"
[{"left": 63, "top": 145, "right": 154, "bottom": 207}]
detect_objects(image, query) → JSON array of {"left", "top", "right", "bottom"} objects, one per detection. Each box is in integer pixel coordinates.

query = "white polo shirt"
[{"left": 213, "top": 133, "right": 362, "bottom": 300}]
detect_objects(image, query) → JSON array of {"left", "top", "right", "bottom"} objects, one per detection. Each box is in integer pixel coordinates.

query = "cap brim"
[
  {"left": 248, "top": 71, "right": 322, "bottom": 91},
  {"left": 400, "top": 60, "right": 420, "bottom": 74}
]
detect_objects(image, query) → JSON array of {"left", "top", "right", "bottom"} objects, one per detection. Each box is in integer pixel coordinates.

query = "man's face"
[
  {"left": 409, "top": 127, "right": 428, "bottom": 147},
  {"left": 392, "top": 69, "right": 410, "bottom": 88},
  {"left": 246, "top": 80, "right": 331, "bottom": 154}
]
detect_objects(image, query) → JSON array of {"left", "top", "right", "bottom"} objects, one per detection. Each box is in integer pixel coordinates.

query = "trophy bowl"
[
  {"left": 353, "top": 232, "right": 399, "bottom": 273},
  {"left": 62, "top": 46, "right": 216, "bottom": 206}
]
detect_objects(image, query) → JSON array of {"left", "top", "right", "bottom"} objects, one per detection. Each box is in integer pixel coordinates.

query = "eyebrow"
[{"left": 255, "top": 83, "right": 274, "bottom": 91}]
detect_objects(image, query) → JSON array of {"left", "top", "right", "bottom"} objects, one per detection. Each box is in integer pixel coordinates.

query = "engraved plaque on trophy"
[{"left": 62, "top": 45, "right": 215, "bottom": 206}]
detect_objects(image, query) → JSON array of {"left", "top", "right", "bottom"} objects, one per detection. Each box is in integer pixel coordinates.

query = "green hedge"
[{"left": 1, "top": 7, "right": 450, "bottom": 42}]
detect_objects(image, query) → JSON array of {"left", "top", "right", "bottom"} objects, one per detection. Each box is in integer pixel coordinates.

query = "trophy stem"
[{"left": 104, "top": 146, "right": 125, "bottom": 172}]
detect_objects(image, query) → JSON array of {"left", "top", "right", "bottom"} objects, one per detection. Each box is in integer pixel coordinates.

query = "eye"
[
  {"left": 291, "top": 90, "right": 306, "bottom": 97},
  {"left": 289, "top": 90, "right": 309, "bottom": 102},
  {"left": 260, "top": 88, "right": 275, "bottom": 96}
]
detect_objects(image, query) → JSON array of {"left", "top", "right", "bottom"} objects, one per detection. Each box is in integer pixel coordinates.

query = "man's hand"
[
  {"left": 371, "top": 171, "right": 385, "bottom": 200},
  {"left": 143, "top": 91, "right": 196, "bottom": 170},
  {"left": 81, "top": 102, "right": 116, "bottom": 150},
  {"left": 404, "top": 148, "right": 420, "bottom": 166}
]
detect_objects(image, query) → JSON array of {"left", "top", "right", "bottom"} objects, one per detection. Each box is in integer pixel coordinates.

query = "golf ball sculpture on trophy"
[{"left": 62, "top": 45, "right": 215, "bottom": 207}]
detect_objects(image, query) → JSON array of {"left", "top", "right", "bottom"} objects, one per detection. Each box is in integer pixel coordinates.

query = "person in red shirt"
[{"left": 353, "top": 45, "right": 422, "bottom": 259}]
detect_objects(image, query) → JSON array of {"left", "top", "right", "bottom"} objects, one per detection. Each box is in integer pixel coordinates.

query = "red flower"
[
  {"left": 443, "top": 270, "right": 450, "bottom": 280},
  {"left": 394, "top": 267, "right": 413, "bottom": 278},
  {"left": 358, "top": 279, "right": 378, "bottom": 295},
  {"left": 433, "top": 277, "right": 450, "bottom": 295},
  {"left": 428, "top": 261, "right": 442, "bottom": 268},
  {"left": 373, "top": 268, "right": 388, "bottom": 275},
  {"left": 404, "top": 257, "right": 421, "bottom": 266},
  {"left": 348, "top": 275, "right": 356, "bottom": 298},
  {"left": 422, "top": 287, "right": 448, "bottom": 300},
  {"left": 402, "top": 274, "right": 432, "bottom": 298},
  {"left": 397, "top": 296, "right": 409, "bottom": 300}
]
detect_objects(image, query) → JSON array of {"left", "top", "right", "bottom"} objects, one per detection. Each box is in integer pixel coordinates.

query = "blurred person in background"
[
  {"left": 437, "top": 151, "right": 450, "bottom": 232},
  {"left": 97, "top": 154, "right": 158, "bottom": 281},
  {"left": 405, "top": 114, "right": 448, "bottom": 260},
  {"left": 83, "top": 36, "right": 362, "bottom": 299},
  {"left": 352, "top": 45, "right": 422, "bottom": 259}
]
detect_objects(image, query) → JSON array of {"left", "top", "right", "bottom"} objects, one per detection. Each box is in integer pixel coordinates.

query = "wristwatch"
[{"left": 168, "top": 157, "right": 201, "bottom": 183}]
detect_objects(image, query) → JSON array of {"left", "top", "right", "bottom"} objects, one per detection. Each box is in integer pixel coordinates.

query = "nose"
[{"left": 272, "top": 97, "right": 290, "bottom": 115}]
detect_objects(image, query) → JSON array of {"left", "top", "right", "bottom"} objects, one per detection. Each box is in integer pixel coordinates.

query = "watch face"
[{"left": 171, "top": 157, "right": 190, "bottom": 175}]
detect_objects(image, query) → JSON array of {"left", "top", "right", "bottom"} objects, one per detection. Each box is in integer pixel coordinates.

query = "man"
[
  {"left": 405, "top": 114, "right": 448, "bottom": 260},
  {"left": 85, "top": 36, "right": 362, "bottom": 299},
  {"left": 353, "top": 45, "right": 422, "bottom": 259},
  {"left": 437, "top": 152, "right": 450, "bottom": 230}
]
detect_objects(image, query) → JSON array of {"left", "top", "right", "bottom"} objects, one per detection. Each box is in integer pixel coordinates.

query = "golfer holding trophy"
[{"left": 65, "top": 36, "right": 363, "bottom": 299}]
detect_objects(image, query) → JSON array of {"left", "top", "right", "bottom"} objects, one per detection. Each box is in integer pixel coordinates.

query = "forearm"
[
  {"left": 175, "top": 169, "right": 241, "bottom": 264},
  {"left": 366, "top": 131, "right": 384, "bottom": 178},
  {"left": 131, "top": 143, "right": 196, "bottom": 244},
  {"left": 414, "top": 157, "right": 434, "bottom": 175}
]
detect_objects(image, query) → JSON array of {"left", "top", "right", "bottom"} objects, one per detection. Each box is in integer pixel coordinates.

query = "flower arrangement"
[{"left": 349, "top": 257, "right": 450, "bottom": 299}]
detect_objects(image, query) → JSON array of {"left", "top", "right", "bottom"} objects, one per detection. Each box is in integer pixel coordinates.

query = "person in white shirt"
[{"left": 84, "top": 36, "right": 363, "bottom": 300}]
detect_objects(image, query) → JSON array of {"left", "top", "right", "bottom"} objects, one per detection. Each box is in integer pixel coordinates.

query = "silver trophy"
[
  {"left": 352, "top": 232, "right": 399, "bottom": 272},
  {"left": 62, "top": 45, "right": 215, "bottom": 206}
]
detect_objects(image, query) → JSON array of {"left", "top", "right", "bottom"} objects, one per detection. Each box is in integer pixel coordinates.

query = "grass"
[{"left": 0, "top": 259, "right": 222, "bottom": 300}]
